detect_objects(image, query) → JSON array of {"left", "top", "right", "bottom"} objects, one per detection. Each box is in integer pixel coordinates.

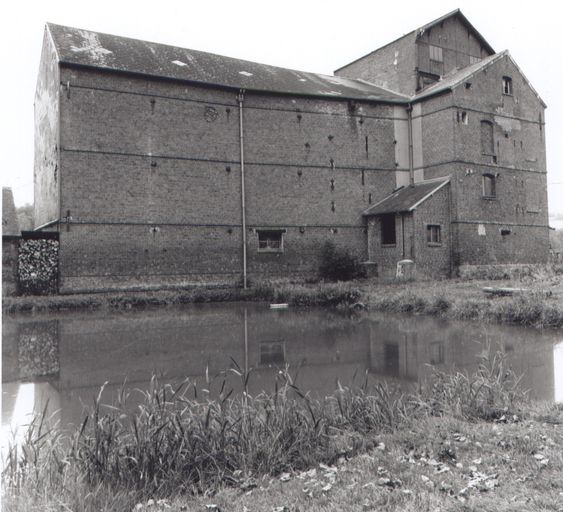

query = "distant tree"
[{"left": 16, "top": 203, "right": 34, "bottom": 231}]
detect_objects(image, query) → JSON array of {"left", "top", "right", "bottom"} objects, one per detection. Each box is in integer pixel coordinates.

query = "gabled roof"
[
  {"left": 335, "top": 9, "right": 494, "bottom": 74},
  {"left": 363, "top": 178, "right": 450, "bottom": 216},
  {"left": 416, "top": 9, "right": 495, "bottom": 55},
  {"left": 46, "top": 23, "right": 408, "bottom": 103},
  {"left": 412, "top": 50, "right": 546, "bottom": 107}
]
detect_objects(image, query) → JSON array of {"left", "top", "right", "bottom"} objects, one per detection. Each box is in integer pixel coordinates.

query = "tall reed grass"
[{"left": 2, "top": 350, "right": 527, "bottom": 510}]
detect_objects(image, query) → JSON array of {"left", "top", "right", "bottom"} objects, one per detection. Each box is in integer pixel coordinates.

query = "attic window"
[
  {"left": 457, "top": 111, "right": 468, "bottom": 124},
  {"left": 502, "top": 76, "right": 513, "bottom": 95}
]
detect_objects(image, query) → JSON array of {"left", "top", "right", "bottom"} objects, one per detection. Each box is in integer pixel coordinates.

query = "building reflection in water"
[{"left": 2, "top": 304, "right": 562, "bottom": 435}]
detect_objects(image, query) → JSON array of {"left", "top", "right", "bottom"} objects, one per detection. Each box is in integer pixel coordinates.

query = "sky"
[{"left": 1, "top": 0, "right": 562, "bottom": 218}]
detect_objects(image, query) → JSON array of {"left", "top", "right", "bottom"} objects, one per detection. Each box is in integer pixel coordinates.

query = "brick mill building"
[{"left": 34, "top": 9, "right": 549, "bottom": 292}]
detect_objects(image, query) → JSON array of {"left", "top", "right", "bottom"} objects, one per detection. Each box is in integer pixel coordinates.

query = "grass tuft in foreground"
[{"left": 2, "top": 349, "right": 534, "bottom": 511}]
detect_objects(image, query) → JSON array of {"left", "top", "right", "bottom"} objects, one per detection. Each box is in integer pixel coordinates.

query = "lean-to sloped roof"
[
  {"left": 413, "top": 50, "right": 546, "bottom": 106},
  {"left": 46, "top": 23, "right": 408, "bottom": 103},
  {"left": 363, "top": 178, "right": 450, "bottom": 216}
]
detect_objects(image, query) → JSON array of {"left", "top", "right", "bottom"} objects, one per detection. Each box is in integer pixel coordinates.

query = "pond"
[{"left": 2, "top": 302, "right": 563, "bottom": 444}]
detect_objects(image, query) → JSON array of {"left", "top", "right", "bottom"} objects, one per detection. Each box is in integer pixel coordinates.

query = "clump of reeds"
[{"left": 2, "top": 348, "right": 528, "bottom": 510}]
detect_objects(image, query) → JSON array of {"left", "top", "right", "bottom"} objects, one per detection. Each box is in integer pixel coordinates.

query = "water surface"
[{"left": 2, "top": 303, "right": 562, "bottom": 442}]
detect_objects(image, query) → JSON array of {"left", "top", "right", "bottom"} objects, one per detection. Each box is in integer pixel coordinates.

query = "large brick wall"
[
  {"left": 414, "top": 54, "right": 549, "bottom": 269},
  {"left": 34, "top": 29, "right": 60, "bottom": 228},
  {"left": 56, "top": 67, "right": 400, "bottom": 291},
  {"left": 334, "top": 33, "right": 417, "bottom": 96}
]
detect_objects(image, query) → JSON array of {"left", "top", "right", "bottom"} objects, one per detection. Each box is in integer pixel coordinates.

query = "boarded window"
[
  {"left": 482, "top": 173, "right": 496, "bottom": 198},
  {"left": 381, "top": 214, "right": 396, "bottom": 245},
  {"left": 258, "top": 230, "right": 283, "bottom": 252},
  {"left": 480, "top": 120, "right": 494, "bottom": 155},
  {"left": 426, "top": 224, "right": 442, "bottom": 244},
  {"left": 429, "top": 45, "right": 444, "bottom": 75},
  {"left": 429, "top": 45, "right": 443, "bottom": 62}
]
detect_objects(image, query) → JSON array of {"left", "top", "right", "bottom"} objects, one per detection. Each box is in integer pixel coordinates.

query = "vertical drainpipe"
[
  {"left": 407, "top": 104, "right": 414, "bottom": 186},
  {"left": 238, "top": 89, "right": 248, "bottom": 289}
]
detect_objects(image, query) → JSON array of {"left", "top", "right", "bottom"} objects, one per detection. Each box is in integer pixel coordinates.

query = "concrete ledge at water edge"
[{"left": 482, "top": 287, "right": 553, "bottom": 297}]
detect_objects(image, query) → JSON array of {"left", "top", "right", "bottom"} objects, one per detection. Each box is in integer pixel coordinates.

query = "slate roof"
[
  {"left": 46, "top": 23, "right": 408, "bottom": 103},
  {"left": 412, "top": 51, "right": 546, "bottom": 107},
  {"left": 363, "top": 178, "right": 450, "bottom": 216}
]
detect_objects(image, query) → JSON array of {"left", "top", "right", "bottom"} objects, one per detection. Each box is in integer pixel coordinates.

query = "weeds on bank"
[{"left": 2, "top": 349, "right": 529, "bottom": 510}]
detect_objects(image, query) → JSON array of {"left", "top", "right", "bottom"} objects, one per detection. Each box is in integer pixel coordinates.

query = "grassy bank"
[
  {"left": 2, "top": 281, "right": 361, "bottom": 315},
  {"left": 362, "top": 280, "right": 563, "bottom": 328},
  {"left": 3, "top": 352, "right": 562, "bottom": 511},
  {"left": 3, "top": 269, "right": 563, "bottom": 328}
]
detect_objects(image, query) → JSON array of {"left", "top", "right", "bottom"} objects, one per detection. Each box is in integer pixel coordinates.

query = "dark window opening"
[
  {"left": 482, "top": 174, "right": 496, "bottom": 198},
  {"left": 427, "top": 224, "right": 442, "bottom": 244},
  {"left": 500, "top": 229, "right": 511, "bottom": 236},
  {"left": 457, "top": 111, "right": 468, "bottom": 124},
  {"left": 502, "top": 76, "right": 513, "bottom": 95},
  {"left": 480, "top": 120, "right": 494, "bottom": 155},
  {"left": 258, "top": 230, "right": 283, "bottom": 252},
  {"left": 381, "top": 214, "right": 396, "bottom": 245}
]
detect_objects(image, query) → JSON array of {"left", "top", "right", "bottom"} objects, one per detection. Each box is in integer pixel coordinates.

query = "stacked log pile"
[
  {"left": 18, "top": 239, "right": 59, "bottom": 295},
  {"left": 18, "top": 321, "right": 59, "bottom": 378}
]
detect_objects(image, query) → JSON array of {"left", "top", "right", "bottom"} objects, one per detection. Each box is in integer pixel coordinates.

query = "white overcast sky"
[{"left": 2, "top": 0, "right": 562, "bottom": 218}]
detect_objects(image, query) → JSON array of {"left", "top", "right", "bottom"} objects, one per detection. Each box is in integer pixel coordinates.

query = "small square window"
[
  {"left": 426, "top": 224, "right": 442, "bottom": 245},
  {"left": 469, "top": 55, "right": 481, "bottom": 65},
  {"left": 502, "top": 76, "right": 513, "bottom": 95},
  {"left": 258, "top": 230, "right": 284, "bottom": 252}
]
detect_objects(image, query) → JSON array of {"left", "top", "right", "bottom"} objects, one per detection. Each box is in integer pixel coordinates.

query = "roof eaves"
[
  {"left": 410, "top": 51, "right": 506, "bottom": 103},
  {"left": 57, "top": 60, "right": 406, "bottom": 104}
]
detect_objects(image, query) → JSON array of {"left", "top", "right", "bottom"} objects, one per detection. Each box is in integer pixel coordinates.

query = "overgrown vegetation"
[
  {"left": 2, "top": 351, "right": 532, "bottom": 511},
  {"left": 318, "top": 241, "right": 366, "bottom": 282}
]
